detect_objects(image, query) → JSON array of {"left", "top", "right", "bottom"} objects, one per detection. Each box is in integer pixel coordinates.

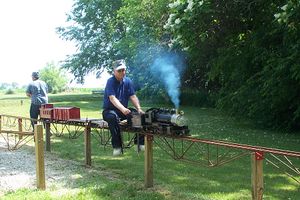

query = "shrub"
[
  {"left": 180, "top": 88, "right": 216, "bottom": 107},
  {"left": 5, "top": 88, "right": 15, "bottom": 95}
]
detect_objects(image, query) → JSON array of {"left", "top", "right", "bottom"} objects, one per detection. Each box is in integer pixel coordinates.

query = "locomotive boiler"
[{"left": 130, "top": 108, "right": 189, "bottom": 136}]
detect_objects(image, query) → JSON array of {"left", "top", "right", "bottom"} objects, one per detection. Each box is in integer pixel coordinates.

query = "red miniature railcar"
[
  {"left": 40, "top": 104, "right": 54, "bottom": 119},
  {"left": 40, "top": 104, "right": 80, "bottom": 121}
]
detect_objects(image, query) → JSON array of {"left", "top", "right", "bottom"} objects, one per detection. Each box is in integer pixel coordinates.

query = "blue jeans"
[
  {"left": 102, "top": 109, "right": 144, "bottom": 148},
  {"left": 30, "top": 103, "right": 41, "bottom": 130}
]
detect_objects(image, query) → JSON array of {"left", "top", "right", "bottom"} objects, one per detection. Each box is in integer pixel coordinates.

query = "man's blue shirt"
[{"left": 103, "top": 76, "right": 135, "bottom": 110}]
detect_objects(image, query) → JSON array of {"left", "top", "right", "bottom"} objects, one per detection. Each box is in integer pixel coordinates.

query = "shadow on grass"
[
  {"left": 0, "top": 96, "right": 27, "bottom": 100},
  {"left": 49, "top": 93, "right": 103, "bottom": 103},
  {"left": 48, "top": 94, "right": 104, "bottom": 114},
  {"left": 47, "top": 133, "right": 300, "bottom": 200}
]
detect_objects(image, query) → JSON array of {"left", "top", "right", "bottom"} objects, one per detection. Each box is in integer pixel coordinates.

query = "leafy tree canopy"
[
  {"left": 58, "top": 0, "right": 300, "bottom": 131},
  {"left": 39, "top": 62, "right": 68, "bottom": 94},
  {"left": 57, "top": 0, "right": 123, "bottom": 83}
]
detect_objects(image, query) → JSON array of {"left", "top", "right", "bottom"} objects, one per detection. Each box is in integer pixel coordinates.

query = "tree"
[
  {"left": 57, "top": 0, "right": 171, "bottom": 83},
  {"left": 57, "top": 0, "right": 123, "bottom": 83},
  {"left": 57, "top": 0, "right": 300, "bottom": 130},
  {"left": 0, "top": 83, "right": 10, "bottom": 90},
  {"left": 57, "top": 0, "right": 176, "bottom": 102},
  {"left": 39, "top": 62, "right": 68, "bottom": 94}
]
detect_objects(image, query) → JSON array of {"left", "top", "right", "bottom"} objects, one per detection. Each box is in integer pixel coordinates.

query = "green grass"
[{"left": 1, "top": 92, "right": 300, "bottom": 199}]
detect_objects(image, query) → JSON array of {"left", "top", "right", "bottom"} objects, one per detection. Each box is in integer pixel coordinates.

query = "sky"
[{"left": 0, "top": 0, "right": 109, "bottom": 88}]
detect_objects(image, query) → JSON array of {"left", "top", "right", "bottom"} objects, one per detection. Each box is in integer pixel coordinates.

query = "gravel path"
[{"left": 0, "top": 138, "right": 95, "bottom": 197}]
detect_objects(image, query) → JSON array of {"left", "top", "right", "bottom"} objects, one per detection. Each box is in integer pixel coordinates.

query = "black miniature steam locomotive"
[{"left": 129, "top": 108, "right": 189, "bottom": 136}]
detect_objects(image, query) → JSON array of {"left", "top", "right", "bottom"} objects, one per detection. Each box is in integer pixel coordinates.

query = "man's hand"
[
  {"left": 130, "top": 95, "right": 145, "bottom": 114},
  {"left": 109, "top": 95, "right": 131, "bottom": 115},
  {"left": 122, "top": 108, "right": 131, "bottom": 115},
  {"left": 137, "top": 108, "right": 144, "bottom": 114}
]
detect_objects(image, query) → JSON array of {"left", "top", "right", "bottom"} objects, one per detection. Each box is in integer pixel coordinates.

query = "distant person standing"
[{"left": 26, "top": 72, "right": 48, "bottom": 130}]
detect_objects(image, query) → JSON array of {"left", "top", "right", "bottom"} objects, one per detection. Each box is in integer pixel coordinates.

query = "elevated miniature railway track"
[
  {"left": 40, "top": 117, "right": 300, "bottom": 188},
  {"left": 1, "top": 114, "right": 299, "bottom": 199},
  {"left": 154, "top": 133, "right": 300, "bottom": 158}
]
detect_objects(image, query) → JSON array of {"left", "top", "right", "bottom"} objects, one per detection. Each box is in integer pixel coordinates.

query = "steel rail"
[{"left": 145, "top": 133, "right": 300, "bottom": 158}]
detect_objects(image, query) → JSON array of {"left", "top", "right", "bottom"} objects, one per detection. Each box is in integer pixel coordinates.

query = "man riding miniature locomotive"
[
  {"left": 102, "top": 59, "right": 189, "bottom": 156},
  {"left": 102, "top": 59, "right": 145, "bottom": 156}
]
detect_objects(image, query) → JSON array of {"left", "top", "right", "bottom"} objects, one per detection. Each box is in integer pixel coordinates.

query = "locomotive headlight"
[{"left": 170, "top": 114, "right": 186, "bottom": 127}]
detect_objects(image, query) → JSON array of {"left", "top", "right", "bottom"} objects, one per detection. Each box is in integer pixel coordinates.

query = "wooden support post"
[
  {"left": 45, "top": 122, "right": 51, "bottom": 152},
  {"left": 144, "top": 134, "right": 153, "bottom": 188},
  {"left": 84, "top": 122, "right": 92, "bottom": 167},
  {"left": 18, "top": 118, "right": 23, "bottom": 140},
  {"left": 35, "top": 124, "right": 45, "bottom": 190},
  {"left": 0, "top": 115, "right": 2, "bottom": 133},
  {"left": 251, "top": 151, "right": 264, "bottom": 200}
]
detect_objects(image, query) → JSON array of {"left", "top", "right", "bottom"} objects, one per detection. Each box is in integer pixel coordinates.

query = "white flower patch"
[
  {"left": 164, "top": 13, "right": 177, "bottom": 29},
  {"left": 274, "top": 13, "right": 280, "bottom": 19},
  {"left": 174, "top": 35, "right": 183, "bottom": 45},
  {"left": 168, "top": 42, "right": 174, "bottom": 48},
  {"left": 175, "top": 18, "right": 181, "bottom": 24},
  {"left": 281, "top": 4, "right": 288, "bottom": 11},
  {"left": 184, "top": 0, "right": 195, "bottom": 12},
  {"left": 163, "top": 24, "right": 170, "bottom": 29},
  {"left": 199, "top": 0, "right": 204, "bottom": 6},
  {"left": 183, "top": 46, "right": 190, "bottom": 51},
  {"left": 169, "top": 0, "right": 182, "bottom": 8},
  {"left": 187, "top": 0, "right": 194, "bottom": 10}
]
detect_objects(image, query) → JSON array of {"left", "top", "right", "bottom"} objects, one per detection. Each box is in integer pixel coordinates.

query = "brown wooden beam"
[
  {"left": 84, "top": 122, "right": 92, "bottom": 167},
  {"left": 45, "top": 122, "right": 51, "bottom": 152},
  {"left": 35, "top": 124, "right": 46, "bottom": 190},
  {"left": 0, "top": 115, "right": 2, "bottom": 133},
  {"left": 18, "top": 118, "right": 23, "bottom": 140},
  {"left": 144, "top": 134, "right": 153, "bottom": 188},
  {"left": 251, "top": 152, "right": 264, "bottom": 200},
  {"left": 0, "top": 130, "right": 34, "bottom": 135}
]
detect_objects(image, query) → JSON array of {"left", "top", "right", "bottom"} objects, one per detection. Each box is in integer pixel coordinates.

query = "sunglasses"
[{"left": 117, "top": 69, "right": 126, "bottom": 73}]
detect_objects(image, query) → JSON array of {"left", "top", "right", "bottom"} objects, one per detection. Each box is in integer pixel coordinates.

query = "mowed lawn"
[{"left": 1, "top": 92, "right": 300, "bottom": 200}]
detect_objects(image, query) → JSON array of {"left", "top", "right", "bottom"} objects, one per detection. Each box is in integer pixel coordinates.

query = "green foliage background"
[
  {"left": 57, "top": 0, "right": 300, "bottom": 131},
  {"left": 39, "top": 62, "right": 68, "bottom": 94}
]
